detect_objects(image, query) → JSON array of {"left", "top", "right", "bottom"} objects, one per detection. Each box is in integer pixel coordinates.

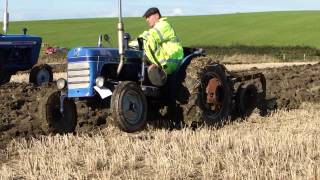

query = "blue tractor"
[
  {"left": 40, "top": 1, "right": 266, "bottom": 133},
  {"left": 41, "top": 37, "right": 206, "bottom": 133},
  {"left": 0, "top": 0, "right": 53, "bottom": 86},
  {"left": 0, "top": 32, "right": 53, "bottom": 86}
]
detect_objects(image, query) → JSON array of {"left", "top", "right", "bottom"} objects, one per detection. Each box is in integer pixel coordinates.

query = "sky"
[{"left": 1, "top": 0, "right": 320, "bottom": 21}]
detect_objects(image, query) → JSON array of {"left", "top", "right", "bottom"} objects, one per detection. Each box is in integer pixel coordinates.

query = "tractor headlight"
[
  {"left": 56, "top": 78, "right": 67, "bottom": 90},
  {"left": 95, "top": 76, "right": 105, "bottom": 88}
]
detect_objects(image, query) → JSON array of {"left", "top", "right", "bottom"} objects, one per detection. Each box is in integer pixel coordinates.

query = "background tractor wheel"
[
  {"left": 111, "top": 81, "right": 147, "bottom": 132},
  {"left": 236, "top": 84, "right": 258, "bottom": 118},
  {"left": 198, "top": 64, "right": 232, "bottom": 125},
  {"left": 39, "top": 91, "right": 77, "bottom": 134},
  {"left": 0, "top": 69, "right": 11, "bottom": 85},
  {"left": 29, "top": 64, "right": 53, "bottom": 86}
]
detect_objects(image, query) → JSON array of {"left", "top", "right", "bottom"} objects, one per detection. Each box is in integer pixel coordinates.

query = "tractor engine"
[{"left": 62, "top": 47, "right": 143, "bottom": 98}]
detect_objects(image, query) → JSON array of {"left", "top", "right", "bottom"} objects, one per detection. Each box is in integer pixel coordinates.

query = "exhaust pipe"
[
  {"left": 98, "top": 34, "right": 102, "bottom": 47},
  {"left": 116, "top": 0, "right": 125, "bottom": 75},
  {"left": 3, "top": 0, "right": 9, "bottom": 34}
]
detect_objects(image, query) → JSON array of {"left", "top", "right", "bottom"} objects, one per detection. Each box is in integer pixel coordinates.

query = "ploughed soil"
[{"left": 0, "top": 62, "right": 319, "bottom": 148}]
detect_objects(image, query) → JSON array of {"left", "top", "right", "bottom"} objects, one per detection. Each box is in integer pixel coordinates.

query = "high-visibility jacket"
[{"left": 139, "top": 18, "right": 184, "bottom": 75}]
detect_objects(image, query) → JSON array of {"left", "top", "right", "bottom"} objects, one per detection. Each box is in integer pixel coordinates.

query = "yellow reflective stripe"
[
  {"left": 146, "top": 44, "right": 161, "bottom": 67},
  {"left": 170, "top": 37, "right": 180, "bottom": 43},
  {"left": 154, "top": 44, "right": 161, "bottom": 56},
  {"left": 153, "top": 27, "right": 164, "bottom": 42}
]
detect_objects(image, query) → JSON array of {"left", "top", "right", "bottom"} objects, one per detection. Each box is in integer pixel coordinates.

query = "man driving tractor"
[{"left": 135, "top": 7, "right": 184, "bottom": 86}]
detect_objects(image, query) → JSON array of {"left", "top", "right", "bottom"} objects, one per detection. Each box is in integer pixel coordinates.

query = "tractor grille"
[{"left": 67, "top": 62, "right": 91, "bottom": 89}]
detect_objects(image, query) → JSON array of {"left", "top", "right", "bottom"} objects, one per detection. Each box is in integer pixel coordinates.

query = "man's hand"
[
  {"left": 128, "top": 40, "right": 139, "bottom": 49},
  {"left": 139, "top": 31, "right": 150, "bottom": 40}
]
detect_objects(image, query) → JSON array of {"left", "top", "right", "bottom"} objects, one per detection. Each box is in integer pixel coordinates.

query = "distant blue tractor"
[
  {"left": 0, "top": 0, "right": 53, "bottom": 86},
  {"left": 0, "top": 32, "right": 53, "bottom": 86}
]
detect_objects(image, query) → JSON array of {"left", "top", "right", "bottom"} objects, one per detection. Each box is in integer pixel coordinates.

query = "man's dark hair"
[{"left": 143, "top": 7, "right": 161, "bottom": 18}]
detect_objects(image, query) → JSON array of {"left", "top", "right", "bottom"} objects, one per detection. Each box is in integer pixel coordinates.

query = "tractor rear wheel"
[
  {"left": 178, "top": 57, "right": 231, "bottom": 126},
  {"left": 198, "top": 64, "right": 232, "bottom": 125},
  {"left": 30, "top": 64, "right": 53, "bottom": 86},
  {"left": 111, "top": 81, "right": 147, "bottom": 132},
  {"left": 39, "top": 91, "right": 77, "bottom": 134},
  {"left": 0, "top": 69, "right": 11, "bottom": 85}
]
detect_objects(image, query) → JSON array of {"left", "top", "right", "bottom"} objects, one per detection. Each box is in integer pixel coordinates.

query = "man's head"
[{"left": 143, "top": 7, "right": 161, "bottom": 28}]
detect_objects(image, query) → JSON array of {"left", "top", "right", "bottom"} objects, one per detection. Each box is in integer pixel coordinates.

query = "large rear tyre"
[
  {"left": 198, "top": 64, "right": 232, "bottom": 125},
  {"left": 178, "top": 57, "right": 223, "bottom": 126},
  {"left": 30, "top": 64, "right": 53, "bottom": 86},
  {"left": 111, "top": 81, "right": 147, "bottom": 132},
  {"left": 39, "top": 91, "right": 77, "bottom": 134},
  {"left": 0, "top": 69, "right": 11, "bottom": 85}
]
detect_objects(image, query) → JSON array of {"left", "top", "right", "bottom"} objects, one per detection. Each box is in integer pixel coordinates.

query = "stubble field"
[
  {"left": 0, "top": 104, "right": 319, "bottom": 179},
  {"left": 0, "top": 57, "right": 319, "bottom": 179}
]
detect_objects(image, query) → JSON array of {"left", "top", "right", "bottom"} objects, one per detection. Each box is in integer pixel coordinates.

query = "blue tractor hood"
[
  {"left": 67, "top": 47, "right": 142, "bottom": 62},
  {"left": 0, "top": 34, "right": 41, "bottom": 43},
  {"left": 0, "top": 34, "right": 42, "bottom": 72},
  {"left": 66, "top": 47, "right": 143, "bottom": 98}
]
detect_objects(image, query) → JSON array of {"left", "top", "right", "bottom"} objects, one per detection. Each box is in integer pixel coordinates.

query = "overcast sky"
[{"left": 1, "top": 0, "right": 320, "bottom": 21}]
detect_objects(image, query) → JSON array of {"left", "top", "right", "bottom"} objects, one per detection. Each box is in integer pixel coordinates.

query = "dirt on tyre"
[
  {"left": 29, "top": 64, "right": 53, "bottom": 86},
  {"left": 39, "top": 90, "right": 77, "bottom": 134},
  {"left": 111, "top": 81, "right": 147, "bottom": 133},
  {"left": 178, "top": 57, "right": 220, "bottom": 126}
]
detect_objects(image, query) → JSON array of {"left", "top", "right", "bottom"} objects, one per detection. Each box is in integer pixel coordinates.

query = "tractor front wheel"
[
  {"left": 39, "top": 91, "right": 77, "bottom": 134},
  {"left": 111, "top": 81, "right": 147, "bottom": 132},
  {"left": 30, "top": 64, "right": 53, "bottom": 86}
]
